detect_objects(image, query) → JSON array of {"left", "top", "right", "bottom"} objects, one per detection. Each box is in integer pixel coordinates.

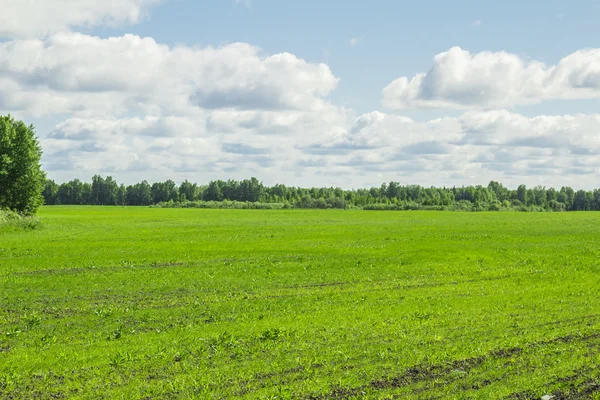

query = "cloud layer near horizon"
[{"left": 41, "top": 110, "right": 600, "bottom": 188}]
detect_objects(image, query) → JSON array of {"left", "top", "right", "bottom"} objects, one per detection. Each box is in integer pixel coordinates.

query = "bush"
[
  {"left": 488, "top": 201, "right": 502, "bottom": 211},
  {"left": 152, "top": 200, "right": 286, "bottom": 210},
  {"left": 0, "top": 209, "right": 40, "bottom": 230},
  {"left": 450, "top": 200, "right": 474, "bottom": 211},
  {"left": 363, "top": 203, "right": 401, "bottom": 211},
  {"left": 548, "top": 200, "right": 566, "bottom": 212}
]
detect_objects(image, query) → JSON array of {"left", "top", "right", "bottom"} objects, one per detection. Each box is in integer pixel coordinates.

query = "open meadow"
[{"left": 1, "top": 207, "right": 600, "bottom": 399}]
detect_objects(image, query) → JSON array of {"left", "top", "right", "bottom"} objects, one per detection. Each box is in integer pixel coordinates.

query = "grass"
[{"left": 1, "top": 206, "right": 600, "bottom": 399}]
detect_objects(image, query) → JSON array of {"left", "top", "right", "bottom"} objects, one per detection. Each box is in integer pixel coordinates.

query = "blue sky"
[
  {"left": 101, "top": 0, "right": 600, "bottom": 115},
  {"left": 2, "top": 0, "right": 600, "bottom": 188}
]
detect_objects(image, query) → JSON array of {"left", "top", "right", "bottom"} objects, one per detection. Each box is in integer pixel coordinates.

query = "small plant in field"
[
  {"left": 173, "top": 350, "right": 189, "bottom": 362},
  {"left": 0, "top": 373, "right": 18, "bottom": 391},
  {"left": 411, "top": 310, "right": 434, "bottom": 322},
  {"left": 216, "top": 331, "right": 236, "bottom": 348},
  {"left": 107, "top": 324, "right": 123, "bottom": 340},
  {"left": 203, "top": 313, "right": 217, "bottom": 323},
  {"left": 4, "top": 326, "right": 21, "bottom": 337},
  {"left": 205, "top": 331, "right": 238, "bottom": 354},
  {"left": 259, "top": 328, "right": 286, "bottom": 342},
  {"left": 40, "top": 332, "right": 57, "bottom": 345},
  {"left": 95, "top": 306, "right": 114, "bottom": 318},
  {"left": 23, "top": 313, "right": 41, "bottom": 330},
  {"left": 108, "top": 352, "right": 133, "bottom": 368}
]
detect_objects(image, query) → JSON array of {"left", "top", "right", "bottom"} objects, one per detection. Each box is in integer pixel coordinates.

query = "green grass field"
[{"left": 1, "top": 207, "right": 600, "bottom": 399}]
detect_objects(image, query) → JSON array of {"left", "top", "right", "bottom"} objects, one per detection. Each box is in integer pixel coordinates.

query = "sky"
[{"left": 2, "top": 0, "right": 600, "bottom": 189}]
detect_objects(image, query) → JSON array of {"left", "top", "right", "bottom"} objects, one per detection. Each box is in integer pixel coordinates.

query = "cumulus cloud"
[
  {"left": 301, "top": 111, "right": 461, "bottom": 155},
  {"left": 0, "top": 29, "right": 344, "bottom": 184},
  {"left": 221, "top": 143, "right": 268, "bottom": 155},
  {"left": 0, "top": 0, "right": 160, "bottom": 39},
  {"left": 41, "top": 107, "right": 600, "bottom": 187},
  {"left": 52, "top": 105, "right": 600, "bottom": 182},
  {"left": 0, "top": 33, "right": 339, "bottom": 117},
  {"left": 458, "top": 110, "right": 600, "bottom": 152},
  {"left": 47, "top": 116, "right": 206, "bottom": 140},
  {"left": 206, "top": 107, "right": 348, "bottom": 138},
  {"left": 382, "top": 46, "right": 600, "bottom": 110}
]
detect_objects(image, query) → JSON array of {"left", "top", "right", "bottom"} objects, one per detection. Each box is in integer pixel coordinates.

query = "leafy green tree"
[
  {"left": 488, "top": 181, "right": 508, "bottom": 201},
  {"left": 90, "top": 175, "right": 105, "bottom": 205},
  {"left": 573, "top": 190, "right": 589, "bottom": 211},
  {"left": 204, "top": 181, "right": 224, "bottom": 201},
  {"left": 42, "top": 179, "right": 60, "bottom": 205},
  {"left": 151, "top": 180, "right": 178, "bottom": 203},
  {"left": 593, "top": 190, "right": 600, "bottom": 211},
  {"left": 0, "top": 115, "right": 46, "bottom": 215},
  {"left": 546, "top": 187, "right": 558, "bottom": 204},
  {"left": 179, "top": 180, "right": 198, "bottom": 202},
  {"left": 117, "top": 184, "right": 126, "bottom": 206},
  {"left": 126, "top": 181, "right": 152, "bottom": 206},
  {"left": 386, "top": 182, "right": 400, "bottom": 199},
  {"left": 104, "top": 176, "right": 119, "bottom": 205},
  {"left": 238, "top": 177, "right": 264, "bottom": 202},
  {"left": 517, "top": 184, "right": 527, "bottom": 205},
  {"left": 531, "top": 186, "right": 547, "bottom": 207},
  {"left": 559, "top": 187, "right": 575, "bottom": 210}
]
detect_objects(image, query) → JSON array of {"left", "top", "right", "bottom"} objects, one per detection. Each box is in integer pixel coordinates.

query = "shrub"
[
  {"left": 0, "top": 209, "right": 40, "bottom": 230},
  {"left": 152, "top": 200, "right": 286, "bottom": 210}
]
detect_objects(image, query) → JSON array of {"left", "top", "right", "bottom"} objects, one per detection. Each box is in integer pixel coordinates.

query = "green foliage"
[
  {"left": 2, "top": 207, "right": 600, "bottom": 398},
  {"left": 151, "top": 180, "right": 178, "bottom": 204},
  {"left": 91, "top": 175, "right": 119, "bottom": 205},
  {"left": 153, "top": 200, "right": 287, "bottom": 209},
  {"left": 42, "top": 176, "right": 600, "bottom": 212},
  {"left": 0, "top": 115, "right": 45, "bottom": 215},
  {"left": 0, "top": 209, "right": 40, "bottom": 230}
]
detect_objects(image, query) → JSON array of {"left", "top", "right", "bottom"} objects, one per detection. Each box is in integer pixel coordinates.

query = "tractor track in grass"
[
  {"left": 9, "top": 255, "right": 327, "bottom": 277},
  {"left": 305, "top": 331, "right": 600, "bottom": 399},
  {"left": 506, "top": 373, "right": 600, "bottom": 399},
  {"left": 13, "top": 262, "right": 189, "bottom": 276}
]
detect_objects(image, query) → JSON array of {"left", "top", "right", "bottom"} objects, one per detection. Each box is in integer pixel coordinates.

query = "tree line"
[
  {"left": 2, "top": 114, "right": 599, "bottom": 215},
  {"left": 42, "top": 176, "right": 600, "bottom": 211}
]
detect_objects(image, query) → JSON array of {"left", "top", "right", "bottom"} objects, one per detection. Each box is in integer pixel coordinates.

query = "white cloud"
[
  {"left": 350, "top": 37, "right": 360, "bottom": 47},
  {"left": 48, "top": 115, "right": 207, "bottom": 140},
  {"left": 472, "top": 20, "right": 482, "bottom": 27},
  {"left": 301, "top": 111, "right": 455, "bottom": 154},
  {"left": 41, "top": 109, "right": 600, "bottom": 188},
  {"left": 0, "top": 0, "right": 160, "bottom": 39},
  {"left": 458, "top": 110, "right": 600, "bottom": 152},
  {"left": 0, "top": 33, "right": 339, "bottom": 117},
  {"left": 301, "top": 110, "right": 470, "bottom": 156},
  {"left": 293, "top": 109, "right": 600, "bottom": 186},
  {"left": 382, "top": 46, "right": 600, "bottom": 110},
  {"left": 0, "top": 29, "right": 348, "bottom": 185}
]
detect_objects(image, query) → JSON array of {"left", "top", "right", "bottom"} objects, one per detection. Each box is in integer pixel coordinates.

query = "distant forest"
[{"left": 41, "top": 176, "right": 600, "bottom": 212}]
